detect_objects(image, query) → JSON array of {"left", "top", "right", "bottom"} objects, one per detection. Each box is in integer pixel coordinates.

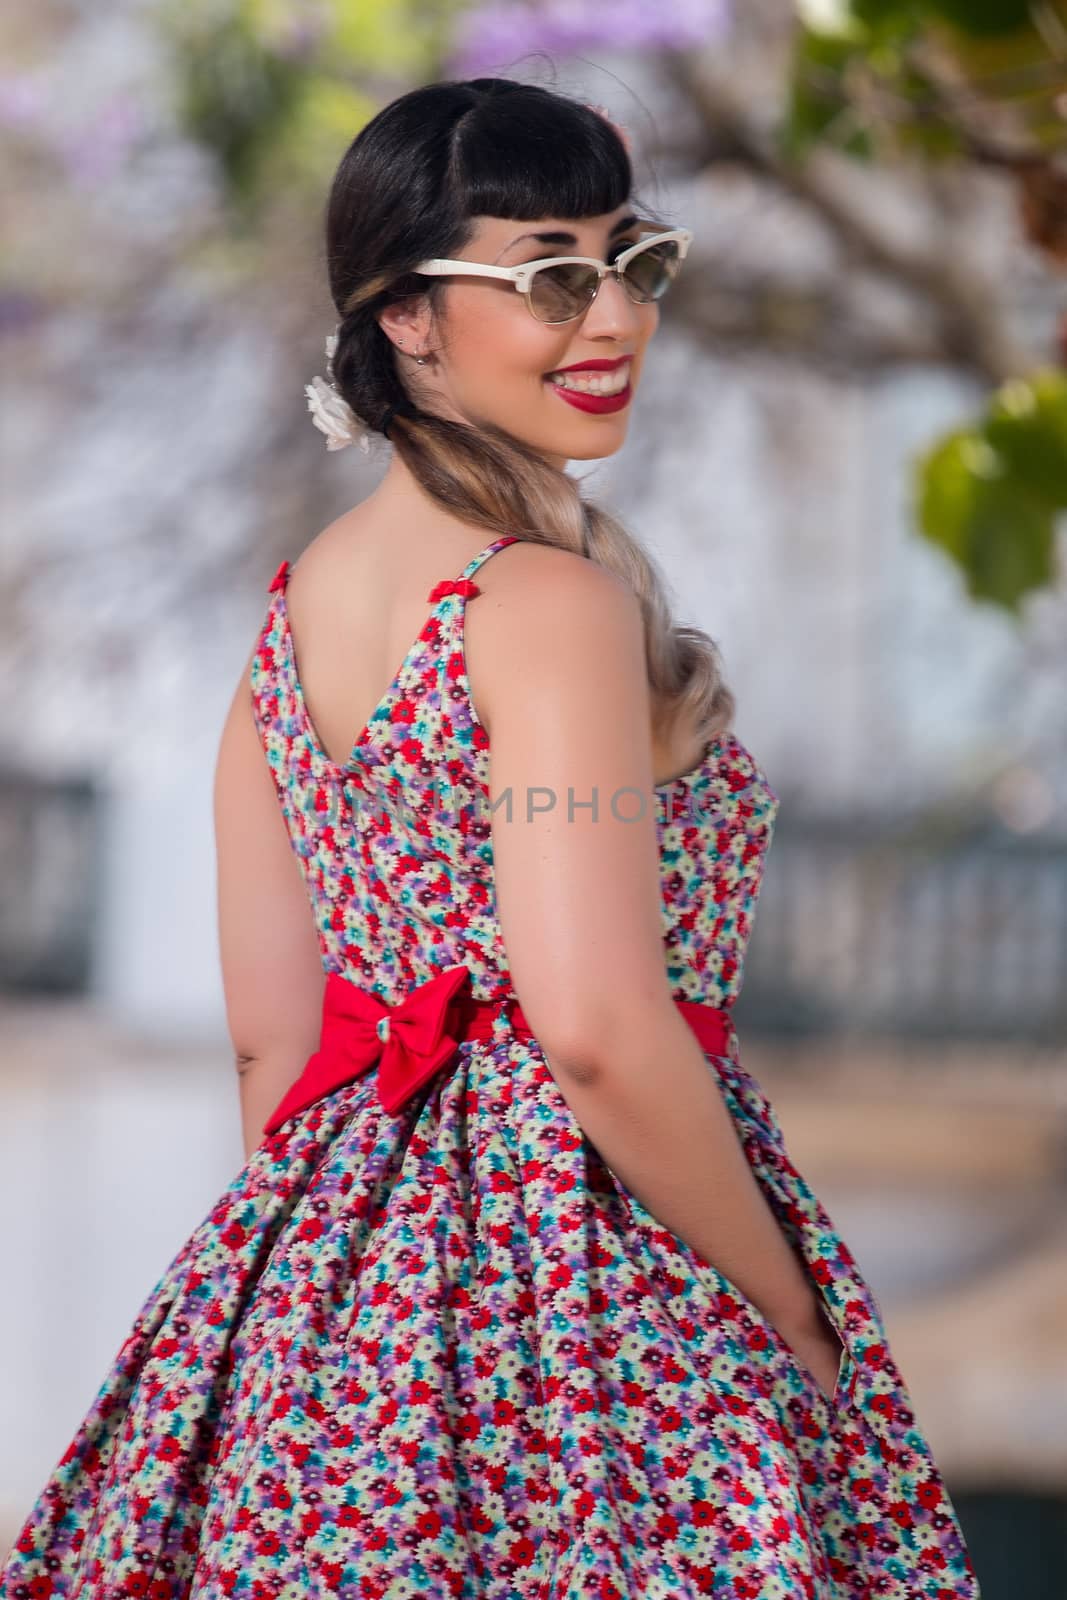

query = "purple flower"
[
  {"left": 0, "top": 72, "right": 48, "bottom": 129},
  {"left": 58, "top": 92, "right": 147, "bottom": 184},
  {"left": 447, "top": 0, "right": 731, "bottom": 76}
]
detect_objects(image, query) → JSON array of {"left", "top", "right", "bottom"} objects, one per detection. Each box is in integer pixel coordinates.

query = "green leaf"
[
  {"left": 923, "top": 0, "right": 1036, "bottom": 36},
  {"left": 780, "top": 25, "right": 878, "bottom": 160},
  {"left": 331, "top": 0, "right": 434, "bottom": 75},
  {"left": 254, "top": 74, "right": 379, "bottom": 194},
  {"left": 161, "top": 5, "right": 307, "bottom": 206},
  {"left": 848, "top": 0, "right": 924, "bottom": 35},
  {"left": 786, "top": 1, "right": 1064, "bottom": 166},
  {"left": 984, "top": 372, "right": 1067, "bottom": 504},
  {"left": 881, "top": 58, "right": 968, "bottom": 157},
  {"left": 850, "top": 0, "right": 1034, "bottom": 33},
  {"left": 915, "top": 425, "right": 1059, "bottom": 613}
]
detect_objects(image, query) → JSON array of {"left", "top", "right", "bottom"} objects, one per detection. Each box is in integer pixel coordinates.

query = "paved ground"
[{"left": 1, "top": 998, "right": 1064, "bottom": 1557}]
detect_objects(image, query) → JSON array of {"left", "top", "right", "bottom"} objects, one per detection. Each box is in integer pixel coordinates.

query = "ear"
[{"left": 376, "top": 294, "right": 433, "bottom": 353}]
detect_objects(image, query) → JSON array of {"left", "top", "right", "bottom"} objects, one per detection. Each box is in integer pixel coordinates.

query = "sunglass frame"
[{"left": 410, "top": 228, "right": 693, "bottom": 322}]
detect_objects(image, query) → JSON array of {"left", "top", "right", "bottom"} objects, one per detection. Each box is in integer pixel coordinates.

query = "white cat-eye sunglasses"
[{"left": 411, "top": 227, "right": 693, "bottom": 325}]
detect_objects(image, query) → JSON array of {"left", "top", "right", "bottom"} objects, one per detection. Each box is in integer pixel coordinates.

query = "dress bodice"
[{"left": 250, "top": 534, "right": 779, "bottom": 1014}]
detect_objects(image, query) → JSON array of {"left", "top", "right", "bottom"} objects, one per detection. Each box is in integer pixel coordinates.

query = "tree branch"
[{"left": 659, "top": 51, "right": 1037, "bottom": 384}]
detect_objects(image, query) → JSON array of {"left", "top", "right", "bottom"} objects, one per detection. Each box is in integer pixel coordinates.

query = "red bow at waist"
[{"left": 263, "top": 964, "right": 734, "bottom": 1135}]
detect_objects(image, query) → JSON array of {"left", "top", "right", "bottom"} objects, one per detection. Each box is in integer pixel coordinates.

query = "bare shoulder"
[
  {"left": 467, "top": 539, "right": 644, "bottom": 735},
  {"left": 284, "top": 505, "right": 378, "bottom": 589},
  {"left": 479, "top": 537, "right": 634, "bottom": 610}
]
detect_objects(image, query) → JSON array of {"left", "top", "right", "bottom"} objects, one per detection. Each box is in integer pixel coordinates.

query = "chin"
[
  {"left": 508, "top": 415, "right": 630, "bottom": 467},
  {"left": 559, "top": 428, "right": 628, "bottom": 463}
]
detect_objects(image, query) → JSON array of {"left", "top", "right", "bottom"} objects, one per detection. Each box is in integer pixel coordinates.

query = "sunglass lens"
[
  {"left": 528, "top": 239, "right": 683, "bottom": 321},
  {"left": 622, "top": 239, "right": 681, "bottom": 302},
  {"left": 529, "top": 262, "right": 599, "bottom": 323}
]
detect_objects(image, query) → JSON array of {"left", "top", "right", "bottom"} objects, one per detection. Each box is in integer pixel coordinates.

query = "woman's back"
[
  {"left": 274, "top": 505, "right": 715, "bottom": 790},
  {"left": 251, "top": 522, "right": 780, "bottom": 1016}
]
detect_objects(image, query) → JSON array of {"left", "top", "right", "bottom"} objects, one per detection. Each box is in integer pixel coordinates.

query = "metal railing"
[
  {"left": 734, "top": 815, "right": 1067, "bottom": 1044},
  {"left": 0, "top": 768, "right": 99, "bottom": 993}
]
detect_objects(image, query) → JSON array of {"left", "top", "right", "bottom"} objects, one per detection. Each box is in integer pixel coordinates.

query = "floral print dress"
[{"left": 0, "top": 533, "right": 981, "bottom": 1599}]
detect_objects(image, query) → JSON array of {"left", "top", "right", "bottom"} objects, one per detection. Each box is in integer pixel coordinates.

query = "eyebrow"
[{"left": 501, "top": 212, "right": 643, "bottom": 256}]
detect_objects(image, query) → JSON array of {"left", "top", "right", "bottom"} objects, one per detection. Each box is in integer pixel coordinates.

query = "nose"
[{"left": 580, "top": 268, "right": 646, "bottom": 337}]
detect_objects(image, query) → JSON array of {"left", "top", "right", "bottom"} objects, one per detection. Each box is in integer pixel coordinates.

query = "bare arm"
[
  {"left": 214, "top": 645, "right": 326, "bottom": 1162},
  {"left": 469, "top": 546, "right": 822, "bottom": 1340}
]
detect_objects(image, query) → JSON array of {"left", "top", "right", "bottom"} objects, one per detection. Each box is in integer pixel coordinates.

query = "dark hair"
[{"left": 323, "top": 77, "right": 734, "bottom": 746}]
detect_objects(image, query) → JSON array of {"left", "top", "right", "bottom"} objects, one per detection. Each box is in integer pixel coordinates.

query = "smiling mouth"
[{"left": 545, "top": 359, "right": 633, "bottom": 395}]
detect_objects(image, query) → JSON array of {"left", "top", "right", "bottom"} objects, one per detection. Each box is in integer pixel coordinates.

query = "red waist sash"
[{"left": 263, "top": 963, "right": 734, "bottom": 1135}]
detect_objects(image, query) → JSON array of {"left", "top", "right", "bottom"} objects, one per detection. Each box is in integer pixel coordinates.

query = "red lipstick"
[{"left": 545, "top": 355, "right": 634, "bottom": 414}]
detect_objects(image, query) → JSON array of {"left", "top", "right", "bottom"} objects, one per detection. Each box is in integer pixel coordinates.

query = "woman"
[{"left": 2, "top": 78, "right": 981, "bottom": 1599}]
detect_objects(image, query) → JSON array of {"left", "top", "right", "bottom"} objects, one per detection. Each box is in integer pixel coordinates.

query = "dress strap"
[
  {"left": 425, "top": 533, "right": 522, "bottom": 604},
  {"left": 458, "top": 533, "right": 522, "bottom": 583}
]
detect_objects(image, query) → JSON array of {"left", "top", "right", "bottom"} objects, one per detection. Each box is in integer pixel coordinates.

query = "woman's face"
[{"left": 383, "top": 206, "right": 662, "bottom": 469}]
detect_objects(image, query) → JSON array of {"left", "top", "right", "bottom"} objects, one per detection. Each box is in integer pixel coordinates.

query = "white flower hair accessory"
[{"left": 304, "top": 330, "right": 372, "bottom": 453}]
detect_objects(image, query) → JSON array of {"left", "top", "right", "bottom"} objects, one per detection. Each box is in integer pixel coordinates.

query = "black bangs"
[{"left": 445, "top": 78, "right": 633, "bottom": 223}]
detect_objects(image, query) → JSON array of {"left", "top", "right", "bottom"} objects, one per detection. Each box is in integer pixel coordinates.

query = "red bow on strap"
[
  {"left": 427, "top": 577, "right": 480, "bottom": 603},
  {"left": 263, "top": 963, "right": 478, "bottom": 1133}
]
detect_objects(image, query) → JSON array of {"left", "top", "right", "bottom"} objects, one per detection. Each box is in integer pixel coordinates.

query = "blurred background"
[{"left": 2, "top": 1, "right": 1066, "bottom": 1592}]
